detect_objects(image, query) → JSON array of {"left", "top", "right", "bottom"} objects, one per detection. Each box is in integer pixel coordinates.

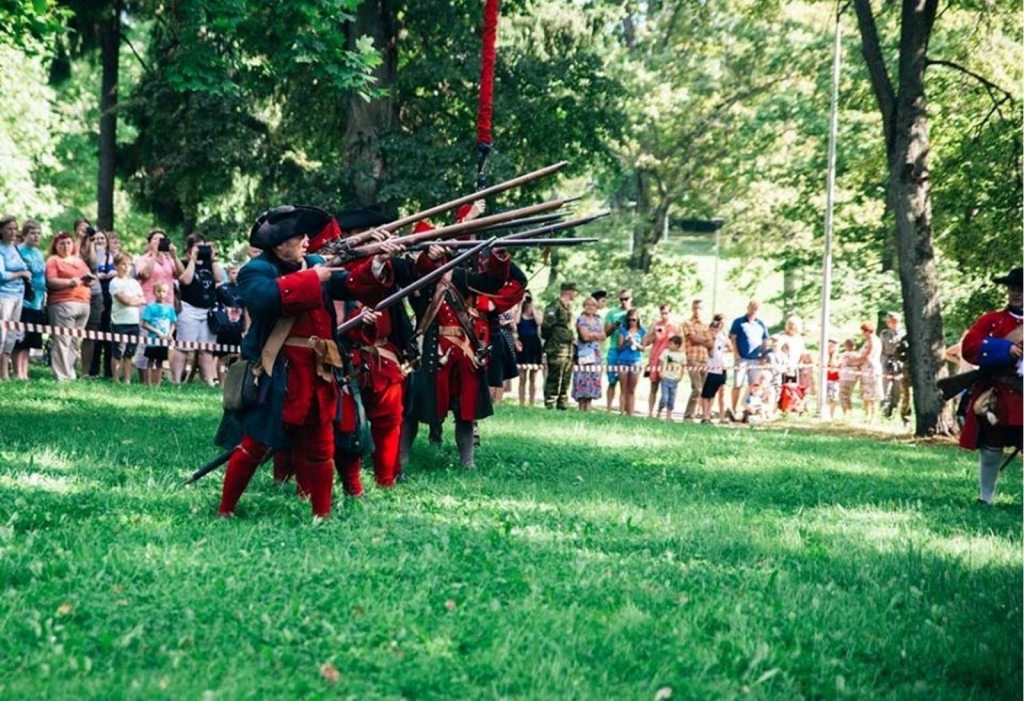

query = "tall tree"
[
  {"left": 95, "top": 0, "right": 120, "bottom": 230},
  {"left": 851, "top": 0, "right": 954, "bottom": 435}
]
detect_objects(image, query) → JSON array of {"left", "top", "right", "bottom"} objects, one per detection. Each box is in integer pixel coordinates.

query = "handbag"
[
  {"left": 576, "top": 346, "right": 600, "bottom": 366},
  {"left": 22, "top": 279, "right": 35, "bottom": 303},
  {"left": 208, "top": 304, "right": 230, "bottom": 335},
  {"left": 222, "top": 360, "right": 270, "bottom": 410}
]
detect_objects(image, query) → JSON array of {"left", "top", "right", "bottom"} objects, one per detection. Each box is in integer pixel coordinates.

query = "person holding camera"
[
  {"left": 0, "top": 215, "right": 31, "bottom": 381},
  {"left": 13, "top": 220, "right": 47, "bottom": 381},
  {"left": 642, "top": 302, "right": 679, "bottom": 418},
  {"left": 45, "top": 231, "right": 94, "bottom": 380},
  {"left": 136, "top": 229, "right": 184, "bottom": 305},
  {"left": 603, "top": 288, "right": 633, "bottom": 412},
  {"left": 170, "top": 233, "right": 223, "bottom": 386},
  {"left": 616, "top": 310, "right": 646, "bottom": 416},
  {"left": 134, "top": 230, "right": 184, "bottom": 380},
  {"left": 80, "top": 228, "right": 117, "bottom": 378}
]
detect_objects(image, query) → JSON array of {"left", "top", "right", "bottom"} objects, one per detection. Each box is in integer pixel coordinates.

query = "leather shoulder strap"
[{"left": 260, "top": 259, "right": 307, "bottom": 377}]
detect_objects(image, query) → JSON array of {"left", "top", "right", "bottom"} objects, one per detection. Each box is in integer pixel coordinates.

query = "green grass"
[{"left": 1, "top": 378, "right": 1021, "bottom": 699}]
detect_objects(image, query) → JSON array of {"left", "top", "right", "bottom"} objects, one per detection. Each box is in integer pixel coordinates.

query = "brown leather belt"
[
  {"left": 361, "top": 341, "right": 401, "bottom": 367},
  {"left": 438, "top": 325, "right": 464, "bottom": 338},
  {"left": 284, "top": 336, "right": 343, "bottom": 381}
]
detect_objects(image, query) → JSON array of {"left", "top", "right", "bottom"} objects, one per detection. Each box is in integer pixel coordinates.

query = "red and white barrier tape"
[
  {"left": 0, "top": 320, "right": 240, "bottom": 354},
  {"left": 1, "top": 319, "right": 905, "bottom": 379},
  {"left": 515, "top": 361, "right": 902, "bottom": 379}
]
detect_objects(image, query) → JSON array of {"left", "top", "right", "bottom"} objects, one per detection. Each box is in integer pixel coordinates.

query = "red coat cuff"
[
  {"left": 276, "top": 268, "right": 324, "bottom": 315},
  {"left": 414, "top": 251, "right": 442, "bottom": 277},
  {"left": 337, "top": 257, "right": 392, "bottom": 307}
]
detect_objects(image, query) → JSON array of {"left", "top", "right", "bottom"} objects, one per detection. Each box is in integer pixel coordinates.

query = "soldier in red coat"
[
  {"left": 958, "top": 266, "right": 1023, "bottom": 505},
  {"left": 216, "top": 206, "right": 396, "bottom": 518},
  {"left": 402, "top": 246, "right": 514, "bottom": 468}
]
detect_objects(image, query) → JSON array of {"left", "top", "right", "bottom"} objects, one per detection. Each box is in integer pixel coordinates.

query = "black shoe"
[
  {"left": 975, "top": 498, "right": 992, "bottom": 506},
  {"left": 724, "top": 408, "right": 735, "bottom": 422}
]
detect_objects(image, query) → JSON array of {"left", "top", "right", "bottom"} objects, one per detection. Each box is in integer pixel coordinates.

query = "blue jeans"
[{"left": 659, "top": 378, "right": 680, "bottom": 412}]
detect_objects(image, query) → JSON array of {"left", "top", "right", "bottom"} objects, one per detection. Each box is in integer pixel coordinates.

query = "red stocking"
[
  {"left": 272, "top": 451, "right": 293, "bottom": 483},
  {"left": 336, "top": 454, "right": 365, "bottom": 496},
  {"left": 219, "top": 435, "right": 269, "bottom": 515}
]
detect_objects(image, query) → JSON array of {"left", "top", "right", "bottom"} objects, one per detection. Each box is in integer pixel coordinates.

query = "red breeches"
[
  {"left": 435, "top": 352, "right": 479, "bottom": 422},
  {"left": 219, "top": 422, "right": 336, "bottom": 517},
  {"left": 337, "top": 380, "right": 404, "bottom": 494}
]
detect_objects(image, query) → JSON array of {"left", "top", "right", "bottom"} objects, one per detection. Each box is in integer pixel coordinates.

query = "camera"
[
  {"left": 158, "top": 238, "right": 171, "bottom": 253},
  {"left": 197, "top": 244, "right": 213, "bottom": 262},
  {"left": 85, "top": 226, "right": 96, "bottom": 238}
]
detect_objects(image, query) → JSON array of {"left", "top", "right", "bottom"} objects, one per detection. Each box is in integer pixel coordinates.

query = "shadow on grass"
[{"left": 404, "top": 411, "right": 1022, "bottom": 544}]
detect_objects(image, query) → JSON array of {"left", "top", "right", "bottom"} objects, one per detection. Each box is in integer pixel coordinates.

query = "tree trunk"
[
  {"left": 892, "top": 0, "right": 947, "bottom": 437},
  {"left": 854, "top": 0, "right": 946, "bottom": 436},
  {"left": 629, "top": 167, "right": 662, "bottom": 272},
  {"left": 96, "top": 0, "right": 121, "bottom": 230},
  {"left": 343, "top": 0, "right": 398, "bottom": 205}
]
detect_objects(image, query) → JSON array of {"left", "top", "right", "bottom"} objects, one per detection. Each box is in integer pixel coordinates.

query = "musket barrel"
[
  {"left": 341, "top": 198, "right": 573, "bottom": 262},
  {"left": 383, "top": 161, "right": 568, "bottom": 232}
]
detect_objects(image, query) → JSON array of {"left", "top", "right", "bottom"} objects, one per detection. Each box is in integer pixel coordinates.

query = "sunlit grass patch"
[{"left": 0, "top": 380, "right": 1020, "bottom": 699}]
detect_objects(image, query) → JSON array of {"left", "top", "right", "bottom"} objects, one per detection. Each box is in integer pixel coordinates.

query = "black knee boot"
[{"left": 454, "top": 420, "right": 475, "bottom": 468}]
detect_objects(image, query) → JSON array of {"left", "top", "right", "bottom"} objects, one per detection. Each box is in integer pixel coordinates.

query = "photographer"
[
  {"left": 80, "top": 228, "right": 117, "bottom": 378},
  {"left": 171, "top": 233, "right": 223, "bottom": 385},
  {"left": 134, "top": 229, "right": 184, "bottom": 381}
]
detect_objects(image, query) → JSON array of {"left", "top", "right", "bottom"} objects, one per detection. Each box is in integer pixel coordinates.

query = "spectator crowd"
[
  {"left": 514, "top": 286, "right": 920, "bottom": 425},
  {"left": 0, "top": 215, "right": 244, "bottom": 386},
  {"left": 0, "top": 212, "right": 920, "bottom": 427}
]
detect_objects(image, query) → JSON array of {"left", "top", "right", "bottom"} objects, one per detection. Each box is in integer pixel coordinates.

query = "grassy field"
[{"left": 0, "top": 378, "right": 1020, "bottom": 699}]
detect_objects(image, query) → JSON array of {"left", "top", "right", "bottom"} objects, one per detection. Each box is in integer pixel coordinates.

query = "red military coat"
[
  {"left": 276, "top": 259, "right": 389, "bottom": 427},
  {"left": 413, "top": 250, "right": 511, "bottom": 421},
  {"left": 959, "top": 307, "right": 1023, "bottom": 450}
]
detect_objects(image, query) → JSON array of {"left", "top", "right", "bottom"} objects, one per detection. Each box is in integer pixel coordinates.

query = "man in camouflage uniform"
[{"left": 542, "top": 281, "right": 578, "bottom": 410}]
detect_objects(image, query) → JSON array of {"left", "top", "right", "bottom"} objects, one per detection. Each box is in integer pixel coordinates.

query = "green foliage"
[
  {"left": 0, "top": 0, "right": 69, "bottom": 53},
  {"left": 378, "top": 0, "right": 626, "bottom": 211},
  {"left": 120, "top": 0, "right": 382, "bottom": 232},
  {"left": 0, "top": 378, "right": 1021, "bottom": 698}
]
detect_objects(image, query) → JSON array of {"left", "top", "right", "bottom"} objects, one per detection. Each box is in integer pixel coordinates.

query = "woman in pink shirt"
[
  {"left": 133, "top": 230, "right": 183, "bottom": 379},
  {"left": 135, "top": 229, "right": 183, "bottom": 306},
  {"left": 642, "top": 302, "right": 679, "bottom": 418}
]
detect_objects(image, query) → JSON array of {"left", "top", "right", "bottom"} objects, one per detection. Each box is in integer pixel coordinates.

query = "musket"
[
  {"left": 321, "top": 210, "right": 569, "bottom": 259},
  {"left": 397, "top": 211, "right": 608, "bottom": 256},
  {"left": 473, "top": 212, "right": 565, "bottom": 234},
  {"left": 325, "top": 198, "right": 577, "bottom": 266},
  {"left": 405, "top": 237, "right": 597, "bottom": 252},
  {"left": 937, "top": 368, "right": 1023, "bottom": 402},
  {"left": 334, "top": 237, "right": 494, "bottom": 338},
  {"left": 383, "top": 161, "right": 567, "bottom": 232}
]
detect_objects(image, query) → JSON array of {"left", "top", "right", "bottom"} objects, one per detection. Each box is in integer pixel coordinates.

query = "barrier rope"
[
  {"left": 1, "top": 319, "right": 240, "bottom": 354},
  {"left": 2, "top": 319, "right": 905, "bottom": 380}
]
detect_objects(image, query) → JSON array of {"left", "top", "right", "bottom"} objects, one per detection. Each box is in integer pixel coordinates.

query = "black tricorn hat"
[
  {"left": 249, "top": 205, "right": 333, "bottom": 250},
  {"left": 992, "top": 266, "right": 1023, "bottom": 287},
  {"left": 335, "top": 205, "right": 394, "bottom": 232}
]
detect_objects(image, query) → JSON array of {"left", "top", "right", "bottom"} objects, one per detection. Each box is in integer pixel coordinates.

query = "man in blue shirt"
[{"left": 728, "top": 299, "right": 769, "bottom": 420}]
